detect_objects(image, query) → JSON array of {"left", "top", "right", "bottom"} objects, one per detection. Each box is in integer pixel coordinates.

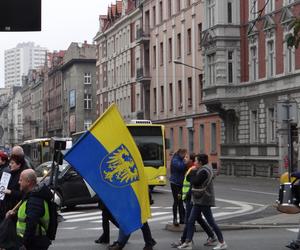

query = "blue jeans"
[
  {"left": 186, "top": 205, "right": 224, "bottom": 243},
  {"left": 181, "top": 201, "right": 214, "bottom": 242},
  {"left": 117, "top": 222, "right": 154, "bottom": 247}
]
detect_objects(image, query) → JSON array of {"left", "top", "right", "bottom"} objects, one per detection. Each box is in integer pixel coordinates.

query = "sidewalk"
[{"left": 165, "top": 204, "right": 300, "bottom": 232}]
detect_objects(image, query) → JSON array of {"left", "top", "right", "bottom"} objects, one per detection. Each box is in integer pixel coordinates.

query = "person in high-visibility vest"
[
  {"left": 6, "top": 169, "right": 52, "bottom": 250},
  {"left": 171, "top": 154, "right": 216, "bottom": 248}
]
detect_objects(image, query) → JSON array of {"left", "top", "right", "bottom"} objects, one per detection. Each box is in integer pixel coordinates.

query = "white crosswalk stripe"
[{"left": 287, "top": 228, "right": 299, "bottom": 233}]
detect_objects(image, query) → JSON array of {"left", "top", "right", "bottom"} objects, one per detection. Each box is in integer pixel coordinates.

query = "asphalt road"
[{"left": 49, "top": 175, "right": 284, "bottom": 249}]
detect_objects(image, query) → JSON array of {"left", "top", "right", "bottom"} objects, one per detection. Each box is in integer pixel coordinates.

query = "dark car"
[{"left": 35, "top": 161, "right": 99, "bottom": 209}]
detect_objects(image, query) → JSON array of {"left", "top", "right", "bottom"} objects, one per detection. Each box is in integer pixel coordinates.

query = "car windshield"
[{"left": 35, "top": 161, "right": 69, "bottom": 177}]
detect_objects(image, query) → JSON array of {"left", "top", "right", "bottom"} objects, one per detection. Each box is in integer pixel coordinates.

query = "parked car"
[{"left": 35, "top": 161, "right": 99, "bottom": 209}]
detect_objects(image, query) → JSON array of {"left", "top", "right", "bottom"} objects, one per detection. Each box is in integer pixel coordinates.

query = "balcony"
[
  {"left": 136, "top": 27, "right": 150, "bottom": 44},
  {"left": 136, "top": 68, "right": 151, "bottom": 82}
]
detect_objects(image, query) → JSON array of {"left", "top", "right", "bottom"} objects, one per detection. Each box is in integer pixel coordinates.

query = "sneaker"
[
  {"left": 108, "top": 242, "right": 123, "bottom": 250},
  {"left": 171, "top": 240, "right": 183, "bottom": 248},
  {"left": 286, "top": 241, "right": 300, "bottom": 250},
  {"left": 204, "top": 237, "right": 218, "bottom": 246},
  {"left": 177, "top": 241, "right": 193, "bottom": 249},
  {"left": 213, "top": 241, "right": 227, "bottom": 250}
]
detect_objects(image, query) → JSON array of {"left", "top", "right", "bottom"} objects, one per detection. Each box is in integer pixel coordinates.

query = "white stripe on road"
[
  {"left": 287, "top": 228, "right": 299, "bottom": 233},
  {"left": 66, "top": 216, "right": 102, "bottom": 223},
  {"left": 231, "top": 188, "right": 277, "bottom": 196},
  {"left": 63, "top": 211, "right": 101, "bottom": 219}
]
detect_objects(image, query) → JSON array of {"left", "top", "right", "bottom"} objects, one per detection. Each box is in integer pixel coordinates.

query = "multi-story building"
[
  {"left": 43, "top": 51, "right": 65, "bottom": 137},
  {"left": 0, "top": 87, "right": 11, "bottom": 147},
  {"left": 4, "top": 42, "right": 47, "bottom": 88},
  {"left": 94, "top": 0, "right": 142, "bottom": 121},
  {"left": 137, "top": 0, "right": 221, "bottom": 163},
  {"left": 202, "top": 0, "right": 300, "bottom": 177},
  {"left": 61, "top": 42, "right": 97, "bottom": 136},
  {"left": 22, "top": 69, "right": 44, "bottom": 140}
]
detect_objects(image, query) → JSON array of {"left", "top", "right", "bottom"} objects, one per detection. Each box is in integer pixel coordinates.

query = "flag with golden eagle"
[{"left": 64, "top": 104, "right": 151, "bottom": 234}]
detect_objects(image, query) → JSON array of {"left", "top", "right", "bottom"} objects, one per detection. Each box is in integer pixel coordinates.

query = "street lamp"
[{"left": 173, "top": 60, "right": 202, "bottom": 71}]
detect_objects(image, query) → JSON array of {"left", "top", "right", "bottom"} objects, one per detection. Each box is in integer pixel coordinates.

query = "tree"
[{"left": 287, "top": 18, "right": 300, "bottom": 49}]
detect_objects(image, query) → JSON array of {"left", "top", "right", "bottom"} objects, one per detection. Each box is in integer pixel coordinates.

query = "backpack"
[{"left": 46, "top": 199, "right": 58, "bottom": 240}]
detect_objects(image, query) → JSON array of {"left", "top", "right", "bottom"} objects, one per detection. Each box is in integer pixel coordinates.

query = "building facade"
[
  {"left": 202, "top": 0, "right": 300, "bottom": 177},
  {"left": 22, "top": 69, "right": 44, "bottom": 140},
  {"left": 5, "top": 42, "right": 47, "bottom": 88},
  {"left": 138, "top": 0, "right": 221, "bottom": 163},
  {"left": 94, "top": 0, "right": 143, "bottom": 121},
  {"left": 61, "top": 42, "right": 97, "bottom": 136},
  {"left": 43, "top": 51, "right": 65, "bottom": 137}
]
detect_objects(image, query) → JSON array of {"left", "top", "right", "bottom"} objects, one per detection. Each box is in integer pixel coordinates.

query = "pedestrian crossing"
[{"left": 58, "top": 205, "right": 244, "bottom": 231}]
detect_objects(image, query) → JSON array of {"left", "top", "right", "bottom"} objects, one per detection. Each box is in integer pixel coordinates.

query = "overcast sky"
[{"left": 0, "top": 0, "right": 112, "bottom": 88}]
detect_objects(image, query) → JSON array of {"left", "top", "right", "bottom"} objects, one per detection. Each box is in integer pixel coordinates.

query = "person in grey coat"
[{"left": 177, "top": 154, "right": 227, "bottom": 250}]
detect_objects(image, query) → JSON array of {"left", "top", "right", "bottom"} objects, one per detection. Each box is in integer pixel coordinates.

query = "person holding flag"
[{"left": 64, "top": 104, "right": 152, "bottom": 244}]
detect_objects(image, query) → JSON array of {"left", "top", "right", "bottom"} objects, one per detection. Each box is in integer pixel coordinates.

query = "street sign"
[{"left": 277, "top": 100, "right": 298, "bottom": 124}]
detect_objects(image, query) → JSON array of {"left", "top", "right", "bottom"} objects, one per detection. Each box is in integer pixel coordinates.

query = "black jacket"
[
  {"left": 21, "top": 183, "right": 53, "bottom": 249},
  {"left": 0, "top": 166, "right": 25, "bottom": 221}
]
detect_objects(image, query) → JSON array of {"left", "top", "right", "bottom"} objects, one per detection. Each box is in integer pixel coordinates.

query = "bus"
[
  {"left": 72, "top": 121, "right": 168, "bottom": 187},
  {"left": 20, "top": 137, "right": 73, "bottom": 168},
  {"left": 20, "top": 138, "right": 51, "bottom": 167}
]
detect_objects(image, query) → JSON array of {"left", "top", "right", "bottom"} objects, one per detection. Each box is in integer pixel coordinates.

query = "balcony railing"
[
  {"left": 136, "top": 68, "right": 151, "bottom": 82},
  {"left": 136, "top": 27, "right": 150, "bottom": 43}
]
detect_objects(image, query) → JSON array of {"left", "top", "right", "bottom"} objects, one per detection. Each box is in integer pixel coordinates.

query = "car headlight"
[
  {"left": 156, "top": 176, "right": 166, "bottom": 182},
  {"left": 43, "top": 169, "right": 49, "bottom": 176}
]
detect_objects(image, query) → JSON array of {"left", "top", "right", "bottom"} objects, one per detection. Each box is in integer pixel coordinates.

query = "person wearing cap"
[{"left": 0, "top": 151, "right": 9, "bottom": 177}]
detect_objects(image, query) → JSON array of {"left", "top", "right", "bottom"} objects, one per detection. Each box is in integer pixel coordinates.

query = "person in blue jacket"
[{"left": 169, "top": 148, "right": 188, "bottom": 226}]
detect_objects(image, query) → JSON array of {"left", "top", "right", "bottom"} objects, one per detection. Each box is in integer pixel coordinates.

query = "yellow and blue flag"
[{"left": 64, "top": 104, "right": 150, "bottom": 234}]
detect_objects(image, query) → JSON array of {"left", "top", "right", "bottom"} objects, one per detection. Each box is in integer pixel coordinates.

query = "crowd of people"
[{"left": 0, "top": 146, "right": 53, "bottom": 250}]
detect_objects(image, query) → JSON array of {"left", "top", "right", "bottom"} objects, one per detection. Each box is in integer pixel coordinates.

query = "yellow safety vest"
[
  {"left": 16, "top": 200, "right": 50, "bottom": 238},
  {"left": 182, "top": 166, "right": 196, "bottom": 201}
]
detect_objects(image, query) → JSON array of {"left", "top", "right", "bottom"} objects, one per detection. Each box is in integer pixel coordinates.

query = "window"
[
  {"left": 250, "top": 110, "right": 258, "bottom": 142},
  {"left": 84, "top": 93, "right": 92, "bottom": 109},
  {"left": 228, "top": 1, "right": 232, "bottom": 23},
  {"left": 160, "top": 42, "right": 164, "bottom": 65},
  {"left": 249, "top": 0, "right": 258, "bottom": 20},
  {"left": 188, "top": 128, "right": 194, "bottom": 153},
  {"left": 250, "top": 46, "right": 258, "bottom": 81},
  {"left": 168, "top": 0, "right": 172, "bottom": 17},
  {"left": 207, "top": 53, "right": 216, "bottom": 85},
  {"left": 179, "top": 126, "right": 183, "bottom": 146},
  {"left": 186, "top": 0, "right": 191, "bottom": 7},
  {"left": 168, "top": 38, "right": 173, "bottom": 62},
  {"left": 152, "top": 6, "right": 156, "bottom": 27},
  {"left": 84, "top": 72, "right": 91, "bottom": 84},
  {"left": 199, "top": 124, "right": 205, "bottom": 153},
  {"left": 198, "top": 23, "right": 202, "bottom": 49},
  {"left": 285, "top": 34, "right": 294, "bottom": 73},
  {"left": 267, "top": 40, "right": 275, "bottom": 77},
  {"left": 187, "top": 28, "right": 192, "bottom": 54},
  {"left": 153, "top": 45, "right": 156, "bottom": 68},
  {"left": 266, "top": 0, "right": 275, "bottom": 13},
  {"left": 169, "top": 83, "right": 173, "bottom": 110},
  {"left": 160, "top": 86, "right": 164, "bottom": 111},
  {"left": 153, "top": 87, "right": 157, "bottom": 113},
  {"left": 267, "top": 108, "right": 275, "bottom": 142},
  {"left": 211, "top": 123, "right": 217, "bottom": 153},
  {"left": 199, "top": 74, "right": 203, "bottom": 102},
  {"left": 84, "top": 119, "right": 92, "bottom": 130},
  {"left": 177, "top": 0, "right": 181, "bottom": 12},
  {"left": 228, "top": 51, "right": 233, "bottom": 83},
  {"left": 170, "top": 128, "right": 174, "bottom": 151},
  {"left": 159, "top": 1, "right": 163, "bottom": 23},
  {"left": 207, "top": 0, "right": 215, "bottom": 27},
  {"left": 177, "top": 33, "right": 181, "bottom": 58},
  {"left": 178, "top": 80, "right": 183, "bottom": 108},
  {"left": 188, "top": 77, "right": 192, "bottom": 106}
]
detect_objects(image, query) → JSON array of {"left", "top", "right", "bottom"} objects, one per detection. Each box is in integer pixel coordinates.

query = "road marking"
[
  {"left": 287, "top": 228, "right": 299, "bottom": 233},
  {"left": 231, "top": 188, "right": 277, "bottom": 196},
  {"left": 63, "top": 211, "right": 101, "bottom": 219},
  {"left": 66, "top": 215, "right": 102, "bottom": 223}
]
